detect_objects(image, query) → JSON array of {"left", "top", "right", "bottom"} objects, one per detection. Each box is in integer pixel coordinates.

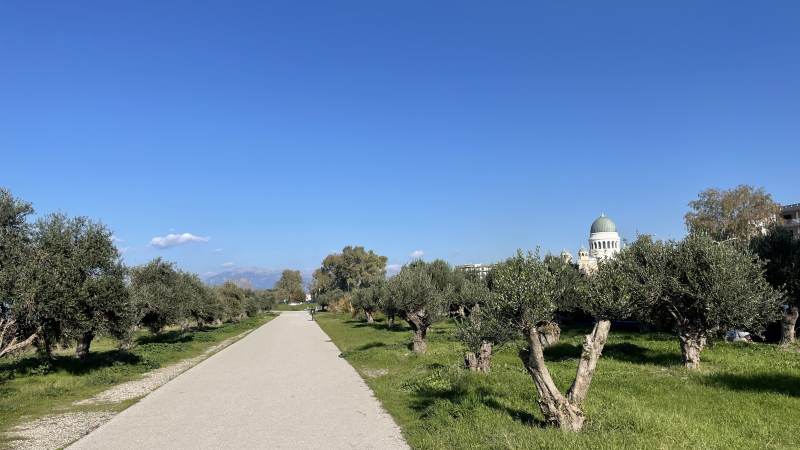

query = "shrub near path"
[
  {"left": 0, "top": 314, "right": 275, "bottom": 449},
  {"left": 315, "top": 312, "right": 800, "bottom": 450}
]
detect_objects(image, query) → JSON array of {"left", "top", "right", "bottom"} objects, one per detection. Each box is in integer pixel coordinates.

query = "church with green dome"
[{"left": 576, "top": 214, "right": 621, "bottom": 274}]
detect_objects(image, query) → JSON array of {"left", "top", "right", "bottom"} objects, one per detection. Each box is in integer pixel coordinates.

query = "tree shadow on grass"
[
  {"left": 705, "top": 373, "right": 800, "bottom": 397},
  {"left": 533, "top": 340, "right": 681, "bottom": 367},
  {"left": 409, "top": 375, "right": 547, "bottom": 428},
  {"left": 0, "top": 349, "right": 142, "bottom": 378},
  {"left": 136, "top": 330, "right": 194, "bottom": 345},
  {"left": 543, "top": 342, "right": 582, "bottom": 361},
  {"left": 355, "top": 342, "right": 387, "bottom": 351},
  {"left": 603, "top": 342, "right": 681, "bottom": 367},
  {"left": 348, "top": 320, "right": 410, "bottom": 333}
]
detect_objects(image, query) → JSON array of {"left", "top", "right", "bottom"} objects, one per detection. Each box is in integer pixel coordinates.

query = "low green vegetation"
[
  {"left": 316, "top": 312, "right": 800, "bottom": 449},
  {"left": 0, "top": 313, "right": 274, "bottom": 438}
]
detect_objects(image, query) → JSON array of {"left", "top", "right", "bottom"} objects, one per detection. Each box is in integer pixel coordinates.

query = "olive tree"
[
  {"left": 537, "top": 255, "right": 587, "bottom": 347},
  {"left": 665, "top": 233, "right": 782, "bottom": 367},
  {"left": 252, "top": 289, "right": 276, "bottom": 313},
  {"left": 379, "top": 287, "right": 400, "bottom": 328},
  {"left": 389, "top": 260, "right": 452, "bottom": 353},
  {"left": 182, "top": 273, "right": 223, "bottom": 327},
  {"left": 315, "top": 288, "right": 343, "bottom": 312},
  {"left": 130, "top": 258, "right": 190, "bottom": 333},
  {"left": 0, "top": 188, "right": 38, "bottom": 358},
  {"left": 751, "top": 227, "right": 800, "bottom": 345},
  {"left": 351, "top": 281, "right": 386, "bottom": 323},
  {"left": 15, "top": 213, "right": 133, "bottom": 358},
  {"left": 216, "top": 281, "right": 249, "bottom": 322},
  {"left": 454, "top": 277, "right": 513, "bottom": 372},
  {"left": 488, "top": 250, "right": 637, "bottom": 431},
  {"left": 618, "top": 233, "right": 782, "bottom": 368}
]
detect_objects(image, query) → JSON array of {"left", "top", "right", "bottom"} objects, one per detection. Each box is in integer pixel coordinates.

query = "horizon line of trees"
[{"left": 0, "top": 188, "right": 276, "bottom": 361}]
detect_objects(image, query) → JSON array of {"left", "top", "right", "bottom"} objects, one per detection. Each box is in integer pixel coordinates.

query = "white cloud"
[
  {"left": 410, "top": 250, "right": 425, "bottom": 259},
  {"left": 213, "top": 248, "right": 223, "bottom": 253},
  {"left": 386, "top": 264, "right": 402, "bottom": 275},
  {"left": 222, "top": 262, "right": 235, "bottom": 267},
  {"left": 118, "top": 246, "right": 131, "bottom": 254},
  {"left": 111, "top": 235, "right": 124, "bottom": 243},
  {"left": 149, "top": 232, "right": 209, "bottom": 249}
]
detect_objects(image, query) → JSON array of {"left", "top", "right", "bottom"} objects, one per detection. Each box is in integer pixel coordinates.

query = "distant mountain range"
[{"left": 204, "top": 267, "right": 314, "bottom": 290}]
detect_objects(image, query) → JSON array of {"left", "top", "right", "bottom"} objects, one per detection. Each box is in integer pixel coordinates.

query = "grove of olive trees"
[{"left": 0, "top": 187, "right": 274, "bottom": 362}]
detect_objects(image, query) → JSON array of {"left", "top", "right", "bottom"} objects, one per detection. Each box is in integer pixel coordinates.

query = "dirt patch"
[{"left": 362, "top": 368, "right": 389, "bottom": 378}]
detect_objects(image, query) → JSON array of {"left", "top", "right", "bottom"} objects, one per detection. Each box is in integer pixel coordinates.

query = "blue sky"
[{"left": 2, "top": 1, "right": 798, "bottom": 278}]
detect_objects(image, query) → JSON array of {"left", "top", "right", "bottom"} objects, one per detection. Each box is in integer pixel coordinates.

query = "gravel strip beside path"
[
  {"left": 69, "top": 311, "right": 409, "bottom": 450},
  {"left": 75, "top": 333, "right": 253, "bottom": 406}
]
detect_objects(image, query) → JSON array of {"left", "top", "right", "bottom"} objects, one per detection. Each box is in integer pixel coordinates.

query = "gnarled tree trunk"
[
  {"left": 780, "top": 306, "right": 798, "bottom": 345},
  {"left": 0, "top": 319, "right": 38, "bottom": 359},
  {"left": 678, "top": 328, "right": 706, "bottom": 369},
  {"left": 567, "top": 320, "right": 611, "bottom": 404},
  {"left": 522, "top": 327, "right": 585, "bottom": 431},
  {"left": 412, "top": 326, "right": 427, "bottom": 353},
  {"left": 537, "top": 321, "right": 561, "bottom": 348},
  {"left": 406, "top": 314, "right": 428, "bottom": 353},
  {"left": 521, "top": 320, "right": 612, "bottom": 431},
  {"left": 37, "top": 333, "right": 54, "bottom": 359},
  {"left": 365, "top": 311, "right": 374, "bottom": 323},
  {"left": 465, "top": 340, "right": 493, "bottom": 373},
  {"left": 75, "top": 331, "right": 95, "bottom": 360}
]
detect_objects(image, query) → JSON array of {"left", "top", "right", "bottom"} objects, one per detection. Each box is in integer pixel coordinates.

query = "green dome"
[{"left": 590, "top": 214, "right": 617, "bottom": 233}]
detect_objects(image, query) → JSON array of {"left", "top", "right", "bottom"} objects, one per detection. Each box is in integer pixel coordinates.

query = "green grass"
[
  {"left": 272, "top": 302, "right": 315, "bottom": 311},
  {"left": 316, "top": 313, "right": 800, "bottom": 450},
  {"left": 0, "top": 313, "right": 275, "bottom": 440}
]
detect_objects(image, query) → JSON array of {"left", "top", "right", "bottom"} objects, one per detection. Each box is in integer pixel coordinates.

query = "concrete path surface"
[{"left": 70, "top": 312, "right": 408, "bottom": 449}]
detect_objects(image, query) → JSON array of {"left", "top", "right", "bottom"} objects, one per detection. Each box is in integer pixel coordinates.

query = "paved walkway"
[{"left": 70, "top": 312, "right": 408, "bottom": 449}]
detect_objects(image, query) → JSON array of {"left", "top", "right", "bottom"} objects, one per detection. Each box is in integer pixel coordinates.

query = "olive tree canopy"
[
  {"left": 351, "top": 280, "right": 386, "bottom": 323},
  {"left": 619, "top": 233, "right": 782, "bottom": 368},
  {"left": 487, "top": 250, "right": 638, "bottom": 431},
  {"left": 15, "top": 213, "right": 132, "bottom": 358},
  {"left": 0, "top": 188, "right": 37, "bottom": 358},
  {"left": 130, "top": 258, "right": 191, "bottom": 333},
  {"left": 389, "top": 260, "right": 452, "bottom": 353}
]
